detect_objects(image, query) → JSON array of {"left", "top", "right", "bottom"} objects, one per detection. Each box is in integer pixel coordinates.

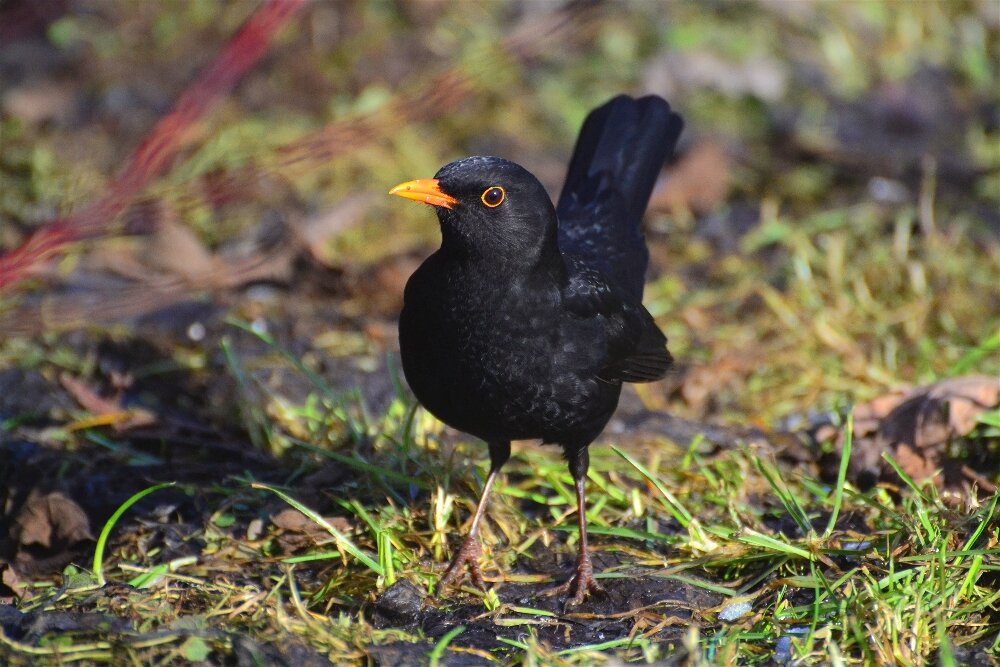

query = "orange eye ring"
[{"left": 481, "top": 186, "right": 505, "bottom": 208}]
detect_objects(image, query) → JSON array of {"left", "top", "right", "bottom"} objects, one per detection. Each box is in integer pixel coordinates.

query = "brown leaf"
[
  {"left": 271, "top": 507, "right": 315, "bottom": 532},
  {"left": 1, "top": 564, "right": 28, "bottom": 601},
  {"left": 893, "top": 443, "right": 938, "bottom": 485},
  {"left": 879, "top": 375, "right": 999, "bottom": 453},
  {"left": 649, "top": 140, "right": 731, "bottom": 216},
  {"left": 271, "top": 508, "right": 350, "bottom": 533},
  {"left": 676, "top": 352, "right": 762, "bottom": 415},
  {"left": 12, "top": 490, "right": 94, "bottom": 549},
  {"left": 145, "top": 213, "right": 216, "bottom": 282},
  {"left": 831, "top": 375, "right": 1000, "bottom": 489},
  {"left": 856, "top": 390, "right": 912, "bottom": 423},
  {"left": 59, "top": 374, "right": 157, "bottom": 431},
  {"left": 60, "top": 374, "right": 122, "bottom": 415},
  {"left": 814, "top": 388, "right": 910, "bottom": 453},
  {"left": 270, "top": 508, "right": 352, "bottom": 553},
  {"left": 929, "top": 376, "right": 1000, "bottom": 436}
]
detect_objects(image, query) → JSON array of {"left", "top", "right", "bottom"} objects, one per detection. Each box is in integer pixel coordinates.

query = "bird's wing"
[
  {"left": 556, "top": 95, "right": 683, "bottom": 301},
  {"left": 562, "top": 259, "right": 672, "bottom": 384}
]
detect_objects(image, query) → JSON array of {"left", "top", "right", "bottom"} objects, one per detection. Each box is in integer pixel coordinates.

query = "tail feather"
[{"left": 556, "top": 95, "right": 683, "bottom": 300}]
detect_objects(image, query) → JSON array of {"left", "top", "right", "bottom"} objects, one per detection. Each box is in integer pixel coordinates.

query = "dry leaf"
[
  {"left": 12, "top": 490, "right": 93, "bottom": 549},
  {"left": 814, "top": 388, "right": 910, "bottom": 444},
  {"left": 878, "top": 375, "right": 999, "bottom": 453},
  {"left": 60, "top": 374, "right": 157, "bottom": 431},
  {"left": 145, "top": 214, "right": 216, "bottom": 282},
  {"left": 828, "top": 375, "right": 1000, "bottom": 489},
  {"left": 1, "top": 564, "right": 28, "bottom": 600},
  {"left": 270, "top": 508, "right": 351, "bottom": 553},
  {"left": 676, "top": 352, "right": 762, "bottom": 415},
  {"left": 649, "top": 140, "right": 731, "bottom": 216}
]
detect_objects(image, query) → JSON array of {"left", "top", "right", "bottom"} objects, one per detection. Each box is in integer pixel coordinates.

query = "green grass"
[
  {"left": 93, "top": 482, "right": 178, "bottom": 586},
  {"left": 6, "top": 393, "right": 996, "bottom": 664},
  {"left": 1, "top": 0, "right": 999, "bottom": 665}
]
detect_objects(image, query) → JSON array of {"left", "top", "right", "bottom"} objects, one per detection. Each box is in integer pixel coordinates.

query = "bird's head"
[{"left": 390, "top": 156, "right": 559, "bottom": 264}]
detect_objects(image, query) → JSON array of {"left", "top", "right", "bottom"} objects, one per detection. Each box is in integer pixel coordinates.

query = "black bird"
[{"left": 389, "top": 95, "right": 683, "bottom": 605}]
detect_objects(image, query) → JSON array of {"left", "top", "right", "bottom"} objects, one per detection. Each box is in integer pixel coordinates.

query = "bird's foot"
[
  {"left": 436, "top": 536, "right": 485, "bottom": 596},
  {"left": 544, "top": 552, "right": 606, "bottom": 609}
]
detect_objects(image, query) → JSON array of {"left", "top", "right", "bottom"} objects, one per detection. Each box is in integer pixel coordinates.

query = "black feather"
[{"left": 556, "top": 95, "right": 683, "bottom": 301}]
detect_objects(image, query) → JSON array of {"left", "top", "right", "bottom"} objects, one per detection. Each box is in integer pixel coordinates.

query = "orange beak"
[{"left": 389, "top": 178, "right": 458, "bottom": 209}]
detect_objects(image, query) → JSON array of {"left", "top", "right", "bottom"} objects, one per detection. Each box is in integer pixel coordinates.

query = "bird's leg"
[
  {"left": 546, "top": 446, "right": 606, "bottom": 607},
  {"left": 437, "top": 440, "right": 510, "bottom": 595}
]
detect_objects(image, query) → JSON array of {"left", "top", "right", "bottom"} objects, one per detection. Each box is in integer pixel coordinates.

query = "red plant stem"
[{"left": 0, "top": 0, "right": 306, "bottom": 290}]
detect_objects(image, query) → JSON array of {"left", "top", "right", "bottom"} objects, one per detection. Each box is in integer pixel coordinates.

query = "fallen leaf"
[
  {"left": 270, "top": 508, "right": 352, "bottom": 554},
  {"left": 813, "top": 388, "right": 909, "bottom": 445},
  {"left": 892, "top": 443, "right": 939, "bottom": 485},
  {"left": 877, "top": 375, "right": 999, "bottom": 453},
  {"left": 929, "top": 376, "right": 1000, "bottom": 436},
  {"left": 1, "top": 564, "right": 28, "bottom": 601},
  {"left": 144, "top": 212, "right": 216, "bottom": 283},
  {"left": 675, "top": 351, "right": 763, "bottom": 415},
  {"left": 12, "top": 490, "right": 93, "bottom": 550},
  {"left": 60, "top": 374, "right": 157, "bottom": 432},
  {"left": 649, "top": 140, "right": 731, "bottom": 217},
  {"left": 824, "top": 375, "right": 1000, "bottom": 490}
]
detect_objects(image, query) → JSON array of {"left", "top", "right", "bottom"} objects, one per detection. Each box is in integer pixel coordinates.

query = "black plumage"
[{"left": 390, "top": 95, "right": 683, "bottom": 605}]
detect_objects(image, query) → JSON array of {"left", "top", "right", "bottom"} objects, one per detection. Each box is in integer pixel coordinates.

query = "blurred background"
[
  {"left": 1, "top": 0, "right": 998, "bottom": 448},
  {"left": 0, "top": 1, "right": 998, "bottom": 661}
]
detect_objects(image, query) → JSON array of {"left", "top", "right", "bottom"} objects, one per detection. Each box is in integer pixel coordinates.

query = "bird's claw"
[
  {"left": 436, "top": 536, "right": 485, "bottom": 596},
  {"left": 544, "top": 553, "right": 606, "bottom": 609}
]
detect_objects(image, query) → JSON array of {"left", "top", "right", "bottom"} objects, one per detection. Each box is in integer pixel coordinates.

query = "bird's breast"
[{"left": 399, "top": 256, "right": 617, "bottom": 442}]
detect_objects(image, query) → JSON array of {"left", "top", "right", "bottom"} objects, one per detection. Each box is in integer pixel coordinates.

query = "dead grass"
[{"left": 1, "top": 1, "right": 999, "bottom": 665}]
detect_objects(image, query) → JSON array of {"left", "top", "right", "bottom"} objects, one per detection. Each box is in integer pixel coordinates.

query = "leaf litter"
[{"left": 1, "top": 1, "right": 998, "bottom": 665}]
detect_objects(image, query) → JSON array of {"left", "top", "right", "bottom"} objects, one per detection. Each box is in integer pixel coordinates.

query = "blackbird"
[{"left": 389, "top": 94, "right": 683, "bottom": 605}]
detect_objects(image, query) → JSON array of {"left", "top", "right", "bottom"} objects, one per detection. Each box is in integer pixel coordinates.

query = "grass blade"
[
  {"left": 753, "top": 454, "right": 811, "bottom": 536},
  {"left": 824, "top": 410, "right": 853, "bottom": 537},
  {"left": 252, "top": 482, "right": 383, "bottom": 576},
  {"left": 94, "top": 482, "right": 177, "bottom": 586},
  {"left": 611, "top": 445, "right": 692, "bottom": 527},
  {"left": 428, "top": 625, "right": 465, "bottom": 666}
]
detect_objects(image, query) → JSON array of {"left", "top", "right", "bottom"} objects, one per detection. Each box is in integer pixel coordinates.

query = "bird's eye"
[{"left": 481, "top": 186, "right": 505, "bottom": 208}]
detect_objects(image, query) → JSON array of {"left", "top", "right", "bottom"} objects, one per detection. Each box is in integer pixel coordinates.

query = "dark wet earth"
[
  {"left": 0, "top": 316, "right": 724, "bottom": 664},
  {"left": 1, "top": 292, "right": 996, "bottom": 663},
  {"left": 371, "top": 573, "right": 721, "bottom": 665}
]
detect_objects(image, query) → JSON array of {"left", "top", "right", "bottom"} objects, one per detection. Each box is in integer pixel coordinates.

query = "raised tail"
[{"left": 556, "top": 95, "right": 683, "bottom": 300}]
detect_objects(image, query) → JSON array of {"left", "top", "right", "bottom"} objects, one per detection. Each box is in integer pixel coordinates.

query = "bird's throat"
[{"left": 438, "top": 216, "right": 564, "bottom": 279}]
